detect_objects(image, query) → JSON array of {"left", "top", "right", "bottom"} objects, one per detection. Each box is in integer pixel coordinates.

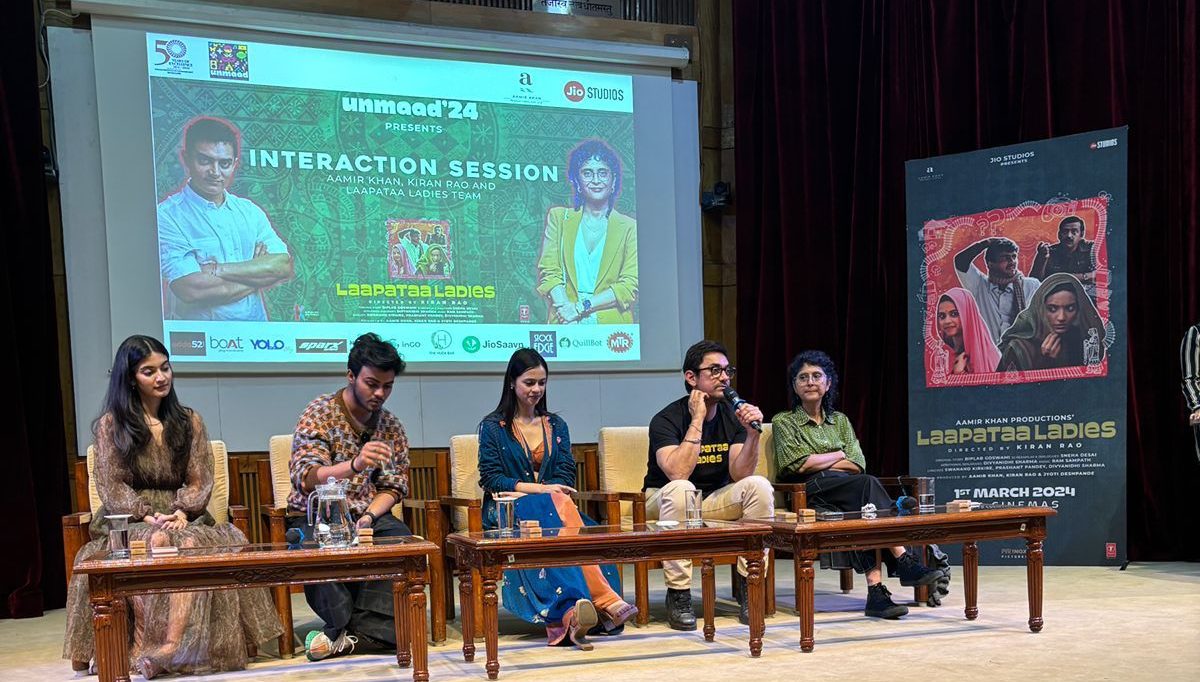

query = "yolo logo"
[
  {"left": 250, "top": 339, "right": 285, "bottom": 351},
  {"left": 563, "top": 80, "right": 585, "bottom": 102},
  {"left": 210, "top": 336, "right": 243, "bottom": 350},
  {"left": 530, "top": 331, "right": 558, "bottom": 358}
]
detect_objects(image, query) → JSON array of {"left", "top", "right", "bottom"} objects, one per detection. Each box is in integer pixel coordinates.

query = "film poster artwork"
[
  {"left": 921, "top": 199, "right": 1115, "bottom": 388},
  {"left": 387, "top": 219, "right": 453, "bottom": 280}
]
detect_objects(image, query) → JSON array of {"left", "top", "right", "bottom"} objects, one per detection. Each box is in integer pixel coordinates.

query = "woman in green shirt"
[{"left": 771, "top": 350, "right": 941, "bottom": 618}]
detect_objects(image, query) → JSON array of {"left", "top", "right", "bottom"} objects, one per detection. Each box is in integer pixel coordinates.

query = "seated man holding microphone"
[
  {"left": 642, "top": 340, "right": 775, "bottom": 630},
  {"left": 286, "top": 333, "right": 412, "bottom": 661}
]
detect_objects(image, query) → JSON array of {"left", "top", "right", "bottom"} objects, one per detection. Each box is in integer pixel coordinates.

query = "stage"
[{"left": 5, "top": 562, "right": 1196, "bottom": 681}]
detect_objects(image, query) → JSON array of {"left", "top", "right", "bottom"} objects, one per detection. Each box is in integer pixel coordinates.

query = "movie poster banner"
[{"left": 905, "top": 128, "right": 1127, "bottom": 565}]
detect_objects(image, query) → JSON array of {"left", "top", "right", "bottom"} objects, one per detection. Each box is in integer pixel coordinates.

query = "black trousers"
[
  {"left": 779, "top": 469, "right": 898, "bottom": 574},
  {"left": 286, "top": 513, "right": 412, "bottom": 644}
]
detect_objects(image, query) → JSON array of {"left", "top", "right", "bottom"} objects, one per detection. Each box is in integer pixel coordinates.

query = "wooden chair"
[
  {"left": 429, "top": 434, "right": 621, "bottom": 637},
  {"left": 594, "top": 426, "right": 779, "bottom": 625},
  {"left": 61, "top": 440, "right": 258, "bottom": 666},
  {"left": 262, "top": 435, "right": 445, "bottom": 651},
  {"left": 62, "top": 440, "right": 247, "bottom": 582}
]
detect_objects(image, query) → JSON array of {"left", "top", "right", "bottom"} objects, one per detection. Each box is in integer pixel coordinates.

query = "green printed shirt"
[{"left": 771, "top": 408, "right": 866, "bottom": 479}]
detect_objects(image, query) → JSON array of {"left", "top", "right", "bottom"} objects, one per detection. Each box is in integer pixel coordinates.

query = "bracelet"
[
  {"left": 683, "top": 437, "right": 701, "bottom": 445},
  {"left": 349, "top": 455, "right": 364, "bottom": 474},
  {"left": 362, "top": 511, "right": 377, "bottom": 525}
]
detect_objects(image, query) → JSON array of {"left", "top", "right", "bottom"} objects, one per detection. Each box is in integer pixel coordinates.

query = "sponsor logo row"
[{"left": 170, "top": 330, "right": 635, "bottom": 358}]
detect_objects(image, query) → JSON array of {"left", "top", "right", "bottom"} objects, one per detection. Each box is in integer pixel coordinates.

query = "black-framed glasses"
[{"left": 699, "top": 364, "right": 737, "bottom": 378}]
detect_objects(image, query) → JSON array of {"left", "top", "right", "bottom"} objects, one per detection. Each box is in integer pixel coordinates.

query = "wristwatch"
[{"left": 581, "top": 298, "right": 593, "bottom": 315}]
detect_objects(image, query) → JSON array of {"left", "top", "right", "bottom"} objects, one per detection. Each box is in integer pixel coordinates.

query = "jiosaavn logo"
[{"left": 563, "top": 81, "right": 585, "bottom": 102}]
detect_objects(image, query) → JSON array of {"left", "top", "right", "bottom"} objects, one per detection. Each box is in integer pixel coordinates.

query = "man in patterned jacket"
[{"left": 287, "top": 333, "right": 411, "bottom": 661}]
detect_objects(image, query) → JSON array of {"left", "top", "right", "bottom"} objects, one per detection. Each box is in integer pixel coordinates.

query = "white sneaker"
[{"left": 305, "top": 630, "right": 358, "bottom": 661}]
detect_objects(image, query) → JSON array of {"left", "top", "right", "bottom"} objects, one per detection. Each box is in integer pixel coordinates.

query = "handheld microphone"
[
  {"left": 722, "top": 387, "right": 763, "bottom": 432},
  {"left": 894, "top": 496, "right": 918, "bottom": 514},
  {"left": 285, "top": 527, "right": 305, "bottom": 549}
]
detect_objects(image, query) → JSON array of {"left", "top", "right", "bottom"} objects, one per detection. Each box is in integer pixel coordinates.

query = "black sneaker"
[
  {"left": 864, "top": 583, "right": 909, "bottom": 619},
  {"left": 666, "top": 588, "right": 697, "bottom": 631},
  {"left": 733, "top": 572, "right": 750, "bottom": 625},
  {"left": 895, "top": 551, "right": 942, "bottom": 587}
]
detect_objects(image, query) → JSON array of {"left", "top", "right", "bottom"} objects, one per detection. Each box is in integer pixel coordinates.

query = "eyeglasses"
[
  {"left": 579, "top": 168, "right": 612, "bottom": 182},
  {"left": 698, "top": 364, "right": 737, "bottom": 378},
  {"left": 795, "top": 372, "right": 826, "bottom": 384}
]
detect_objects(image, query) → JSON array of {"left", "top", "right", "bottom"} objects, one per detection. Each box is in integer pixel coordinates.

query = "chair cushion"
[
  {"left": 268, "top": 435, "right": 294, "bottom": 510},
  {"left": 87, "top": 440, "right": 231, "bottom": 524},
  {"left": 449, "top": 434, "right": 482, "bottom": 531},
  {"left": 597, "top": 427, "right": 650, "bottom": 520}
]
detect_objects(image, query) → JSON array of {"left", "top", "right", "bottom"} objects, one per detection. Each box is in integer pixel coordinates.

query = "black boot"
[
  {"left": 864, "top": 583, "right": 908, "bottom": 619},
  {"left": 732, "top": 572, "right": 750, "bottom": 625},
  {"left": 895, "top": 551, "right": 942, "bottom": 587},
  {"left": 665, "top": 588, "right": 697, "bottom": 631}
]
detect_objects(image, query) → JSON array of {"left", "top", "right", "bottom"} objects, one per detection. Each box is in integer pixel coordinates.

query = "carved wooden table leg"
[
  {"left": 481, "top": 565, "right": 501, "bottom": 680},
  {"left": 90, "top": 576, "right": 129, "bottom": 682},
  {"left": 1027, "top": 537, "right": 1045, "bottom": 632},
  {"left": 458, "top": 564, "right": 475, "bottom": 662},
  {"left": 635, "top": 561, "right": 650, "bottom": 626},
  {"left": 796, "top": 549, "right": 816, "bottom": 652},
  {"left": 407, "top": 560, "right": 430, "bottom": 682},
  {"left": 700, "top": 558, "right": 715, "bottom": 642},
  {"left": 394, "top": 572, "right": 412, "bottom": 668},
  {"left": 963, "top": 541, "right": 979, "bottom": 620},
  {"left": 746, "top": 550, "right": 765, "bottom": 658}
]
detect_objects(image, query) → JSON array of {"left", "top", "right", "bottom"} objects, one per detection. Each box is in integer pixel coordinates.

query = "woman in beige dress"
[{"left": 63, "top": 335, "right": 281, "bottom": 677}]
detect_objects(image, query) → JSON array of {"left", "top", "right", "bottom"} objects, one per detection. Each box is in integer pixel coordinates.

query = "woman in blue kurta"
[{"left": 477, "top": 348, "right": 637, "bottom": 649}]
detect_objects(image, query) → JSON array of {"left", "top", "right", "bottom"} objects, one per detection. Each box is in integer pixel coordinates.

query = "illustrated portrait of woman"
[
  {"left": 933, "top": 287, "right": 1001, "bottom": 374},
  {"left": 536, "top": 138, "right": 638, "bottom": 324},
  {"left": 996, "top": 272, "right": 1106, "bottom": 372}
]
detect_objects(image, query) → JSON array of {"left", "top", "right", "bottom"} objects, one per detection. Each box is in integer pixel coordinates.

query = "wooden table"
[
  {"left": 763, "top": 505, "right": 1056, "bottom": 651},
  {"left": 72, "top": 536, "right": 437, "bottom": 682},
  {"left": 447, "top": 520, "right": 770, "bottom": 679}
]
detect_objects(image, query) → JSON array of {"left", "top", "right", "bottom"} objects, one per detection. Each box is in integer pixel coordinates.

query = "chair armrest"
[
  {"left": 262, "top": 507, "right": 289, "bottom": 544},
  {"left": 62, "top": 512, "right": 91, "bottom": 584},
  {"left": 773, "top": 483, "right": 809, "bottom": 512},
  {"left": 615, "top": 491, "right": 645, "bottom": 503},
  {"left": 573, "top": 491, "right": 619, "bottom": 502},
  {"left": 229, "top": 505, "right": 250, "bottom": 538},
  {"left": 439, "top": 496, "right": 482, "bottom": 508}
]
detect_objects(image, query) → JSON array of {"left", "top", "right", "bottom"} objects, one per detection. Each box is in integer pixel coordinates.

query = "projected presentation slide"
[{"left": 147, "top": 32, "right": 641, "bottom": 363}]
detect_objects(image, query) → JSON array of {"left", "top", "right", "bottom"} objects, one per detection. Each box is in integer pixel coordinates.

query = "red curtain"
[
  {"left": 733, "top": 0, "right": 1198, "bottom": 560},
  {"left": 1, "top": 2, "right": 70, "bottom": 616}
]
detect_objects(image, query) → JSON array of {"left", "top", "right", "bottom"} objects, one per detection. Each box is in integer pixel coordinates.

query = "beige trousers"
[{"left": 645, "top": 475, "right": 774, "bottom": 589}]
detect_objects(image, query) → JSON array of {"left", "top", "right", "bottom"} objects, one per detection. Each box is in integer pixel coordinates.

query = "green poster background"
[{"left": 150, "top": 79, "right": 637, "bottom": 324}]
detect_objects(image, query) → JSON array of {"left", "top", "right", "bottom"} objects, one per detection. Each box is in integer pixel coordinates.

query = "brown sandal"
[
  {"left": 565, "top": 599, "right": 597, "bottom": 650},
  {"left": 599, "top": 600, "right": 639, "bottom": 632}
]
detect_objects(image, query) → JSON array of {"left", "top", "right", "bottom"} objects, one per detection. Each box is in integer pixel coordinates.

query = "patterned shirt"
[
  {"left": 157, "top": 184, "right": 290, "bottom": 320},
  {"left": 770, "top": 408, "right": 866, "bottom": 480},
  {"left": 287, "top": 390, "right": 410, "bottom": 516}
]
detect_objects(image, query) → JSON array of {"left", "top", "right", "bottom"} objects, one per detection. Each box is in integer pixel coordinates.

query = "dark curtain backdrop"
[
  {"left": 733, "top": 0, "right": 1198, "bottom": 561},
  {"left": 1, "top": 2, "right": 71, "bottom": 616}
]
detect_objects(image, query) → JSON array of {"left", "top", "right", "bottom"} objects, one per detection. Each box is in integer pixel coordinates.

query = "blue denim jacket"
[{"left": 477, "top": 411, "right": 574, "bottom": 529}]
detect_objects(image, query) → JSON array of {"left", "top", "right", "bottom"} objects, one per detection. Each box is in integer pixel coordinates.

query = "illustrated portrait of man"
[
  {"left": 1031, "top": 215, "right": 1098, "bottom": 299},
  {"left": 157, "top": 116, "right": 294, "bottom": 320}
]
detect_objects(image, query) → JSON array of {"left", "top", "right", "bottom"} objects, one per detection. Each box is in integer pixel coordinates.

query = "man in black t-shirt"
[{"left": 643, "top": 340, "right": 773, "bottom": 630}]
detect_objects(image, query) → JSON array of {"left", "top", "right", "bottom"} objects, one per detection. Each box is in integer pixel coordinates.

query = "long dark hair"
[
  {"left": 787, "top": 350, "right": 839, "bottom": 414},
  {"left": 92, "top": 335, "right": 193, "bottom": 476},
  {"left": 494, "top": 348, "right": 554, "bottom": 437}
]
